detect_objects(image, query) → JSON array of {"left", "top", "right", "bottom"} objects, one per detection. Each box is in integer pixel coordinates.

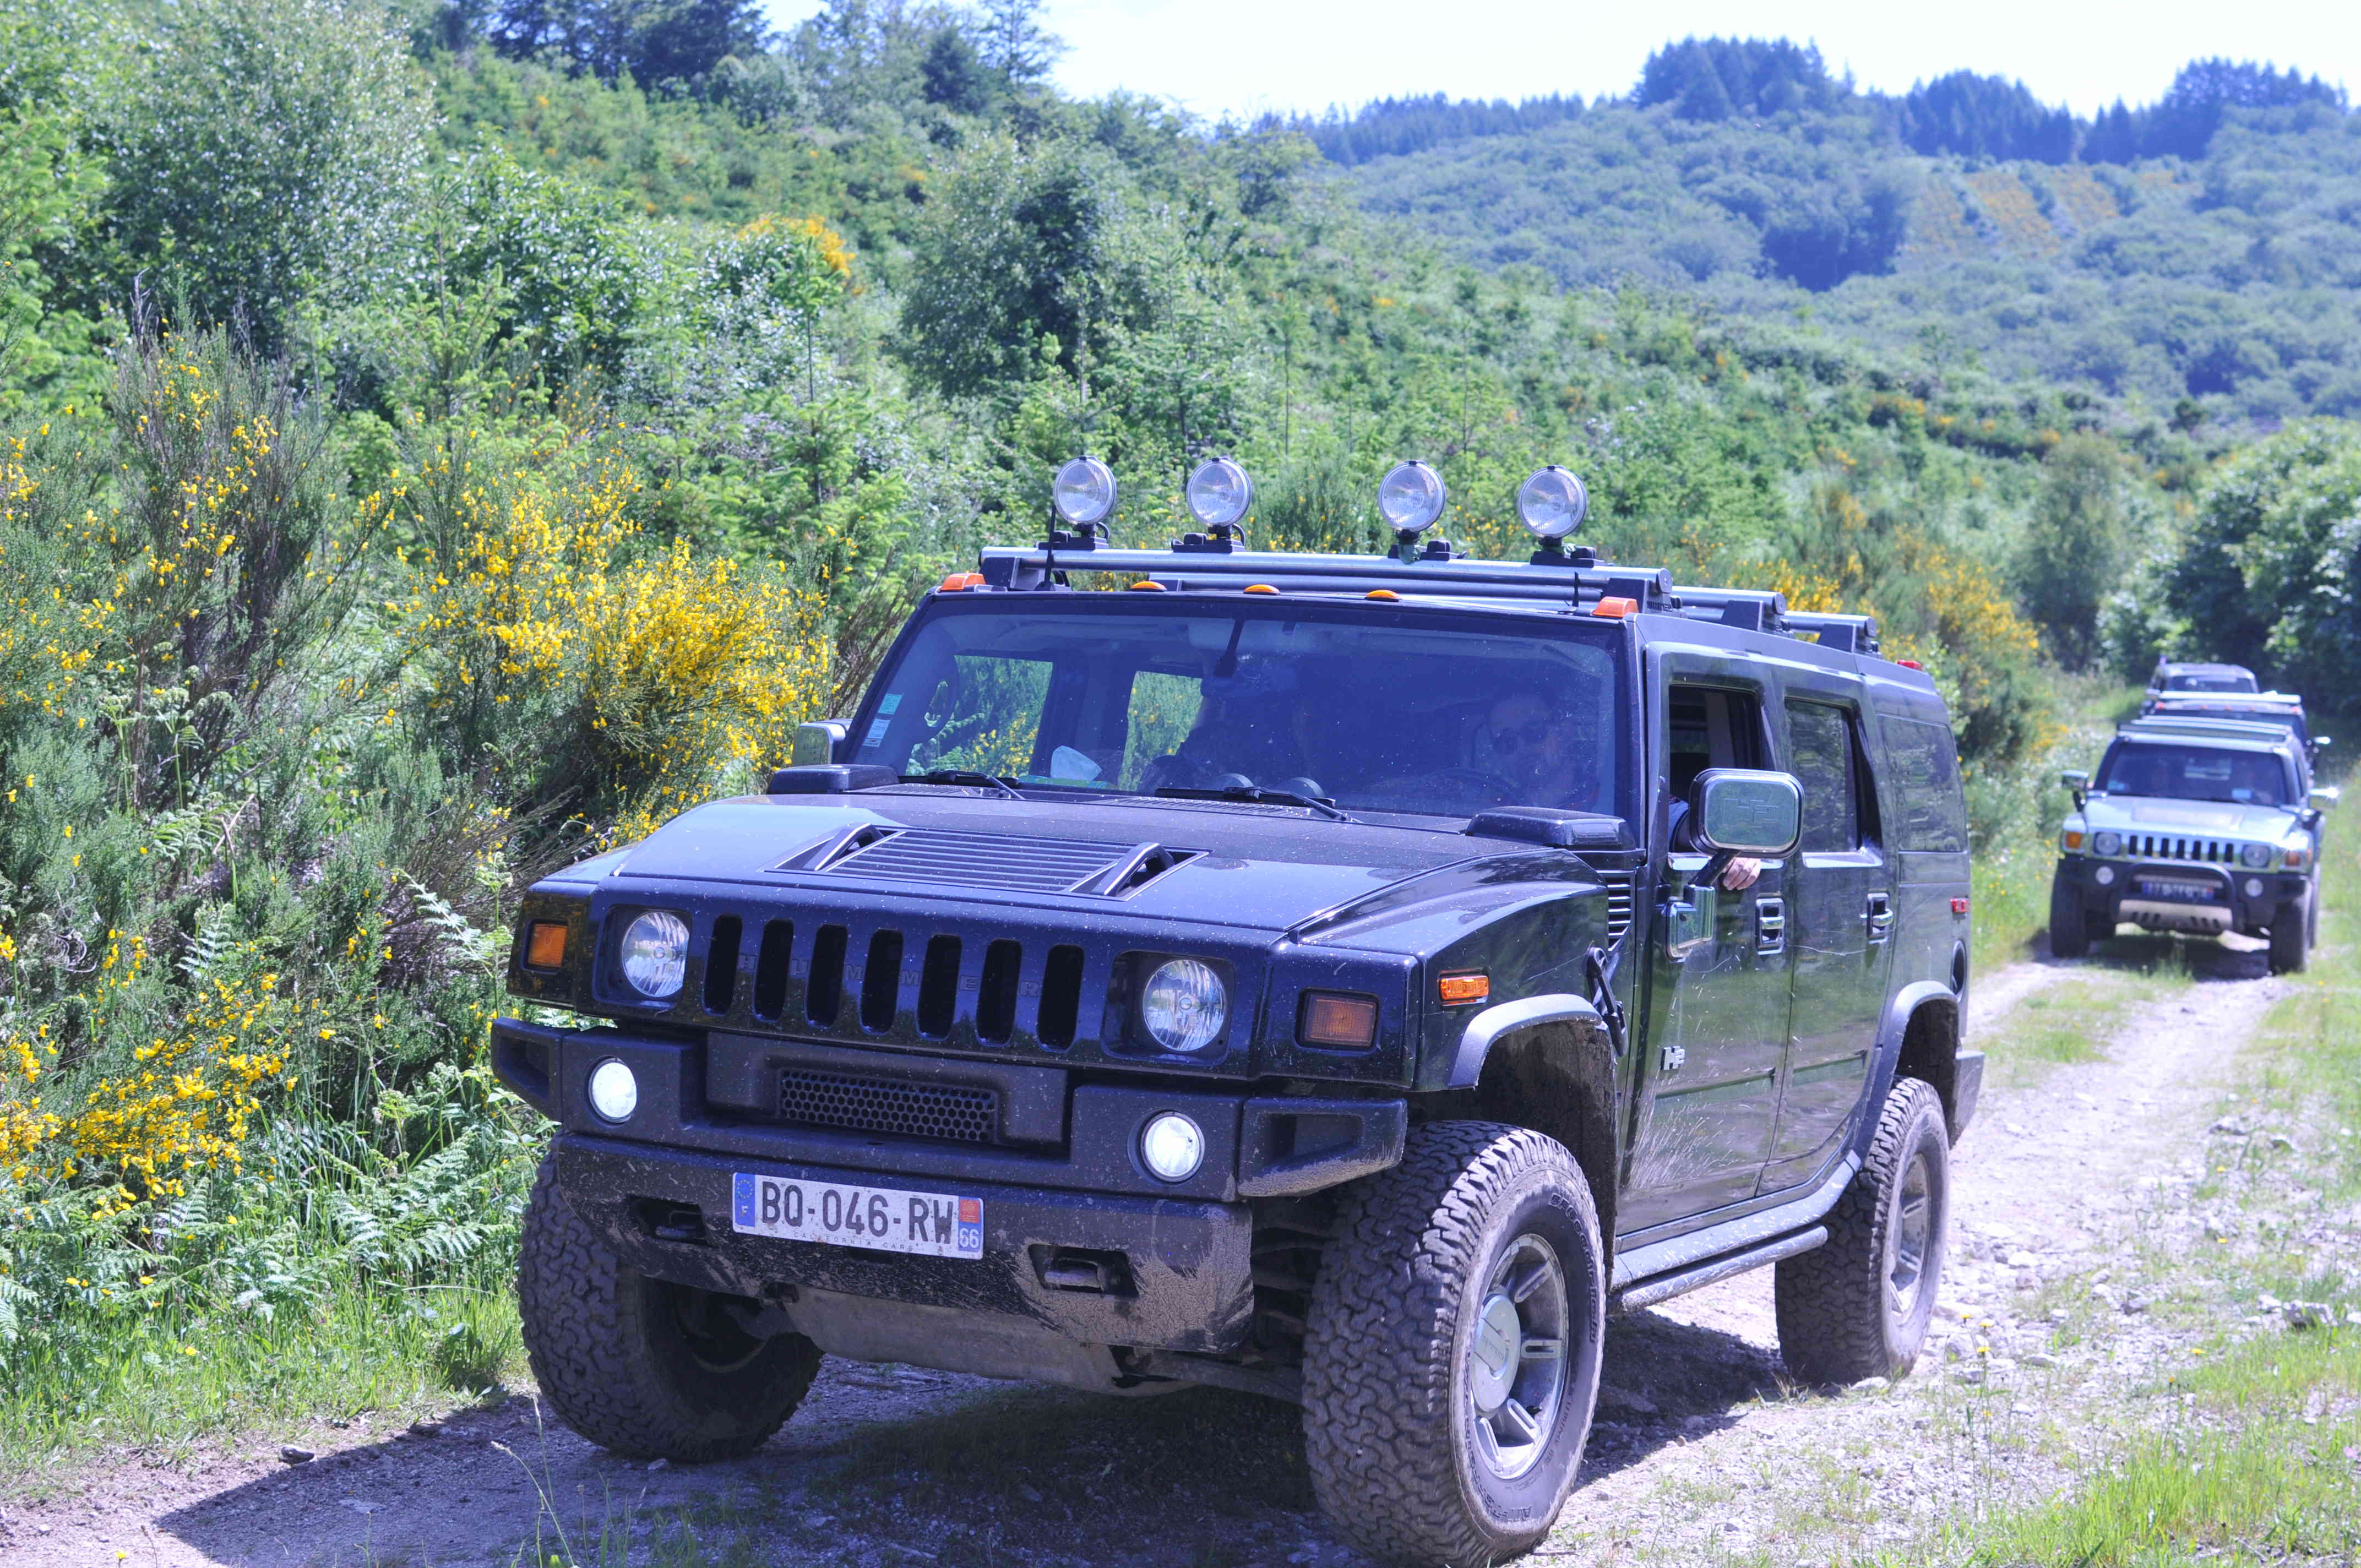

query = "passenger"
[{"left": 1484, "top": 689, "right": 1760, "bottom": 892}]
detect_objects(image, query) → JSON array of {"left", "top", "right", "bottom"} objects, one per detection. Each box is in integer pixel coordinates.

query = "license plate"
[
  {"left": 2137, "top": 879, "right": 2218, "bottom": 902},
  {"left": 731, "top": 1174, "right": 983, "bottom": 1259}
]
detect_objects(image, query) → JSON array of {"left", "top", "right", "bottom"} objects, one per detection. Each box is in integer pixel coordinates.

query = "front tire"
[
  {"left": 1774, "top": 1079, "right": 1950, "bottom": 1385},
  {"left": 2269, "top": 897, "right": 2309, "bottom": 974},
  {"left": 517, "top": 1154, "right": 821, "bottom": 1461},
  {"left": 2048, "top": 870, "right": 2091, "bottom": 959},
  {"left": 1302, "top": 1123, "right": 1606, "bottom": 1568}
]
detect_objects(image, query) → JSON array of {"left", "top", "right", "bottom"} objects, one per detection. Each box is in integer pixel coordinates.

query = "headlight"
[
  {"left": 1378, "top": 460, "right": 1446, "bottom": 535},
  {"left": 1140, "top": 959, "right": 1228, "bottom": 1053},
  {"left": 1185, "top": 457, "right": 1253, "bottom": 528},
  {"left": 1516, "top": 465, "right": 1588, "bottom": 539},
  {"left": 1139, "top": 1112, "right": 1205, "bottom": 1183},
  {"left": 2239, "top": 842, "right": 2273, "bottom": 868},
  {"left": 618, "top": 910, "right": 690, "bottom": 998},
  {"left": 2091, "top": 830, "right": 2121, "bottom": 857},
  {"left": 587, "top": 1058, "right": 639, "bottom": 1123},
  {"left": 1053, "top": 456, "right": 1117, "bottom": 526}
]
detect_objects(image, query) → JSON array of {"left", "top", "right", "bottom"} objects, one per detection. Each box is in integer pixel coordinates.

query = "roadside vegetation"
[{"left": 1, "top": 0, "right": 2357, "bottom": 1531}]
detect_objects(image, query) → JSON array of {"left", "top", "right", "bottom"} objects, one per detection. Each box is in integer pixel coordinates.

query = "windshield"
[
  {"left": 2164, "top": 671, "right": 2257, "bottom": 693},
  {"left": 2097, "top": 742, "right": 2292, "bottom": 807},
  {"left": 852, "top": 599, "right": 1631, "bottom": 821}
]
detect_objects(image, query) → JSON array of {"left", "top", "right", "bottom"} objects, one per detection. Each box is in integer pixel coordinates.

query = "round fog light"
[
  {"left": 587, "top": 1058, "right": 639, "bottom": 1123},
  {"left": 1139, "top": 1112, "right": 1205, "bottom": 1183},
  {"left": 2094, "top": 865, "right": 2116, "bottom": 886},
  {"left": 2245, "top": 876, "right": 2265, "bottom": 899}
]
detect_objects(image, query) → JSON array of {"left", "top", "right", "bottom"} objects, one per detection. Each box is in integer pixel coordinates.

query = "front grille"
[
  {"left": 777, "top": 1066, "right": 999, "bottom": 1144},
  {"left": 1598, "top": 871, "right": 1635, "bottom": 941},
  {"left": 823, "top": 829, "right": 1136, "bottom": 894},
  {"left": 2125, "top": 834, "right": 2239, "bottom": 864}
]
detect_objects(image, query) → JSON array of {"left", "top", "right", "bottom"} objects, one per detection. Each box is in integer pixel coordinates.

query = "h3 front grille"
[
  {"left": 2123, "top": 834, "right": 2240, "bottom": 864},
  {"left": 776, "top": 1066, "right": 1000, "bottom": 1145}
]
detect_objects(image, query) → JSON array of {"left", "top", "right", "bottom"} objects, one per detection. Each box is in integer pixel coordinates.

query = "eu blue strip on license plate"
[{"left": 731, "top": 1173, "right": 983, "bottom": 1259}]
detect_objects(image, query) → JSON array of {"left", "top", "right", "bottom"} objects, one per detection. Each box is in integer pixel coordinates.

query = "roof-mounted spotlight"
[
  {"left": 1378, "top": 460, "right": 1446, "bottom": 549},
  {"left": 1517, "top": 465, "right": 1588, "bottom": 545},
  {"left": 1052, "top": 456, "right": 1118, "bottom": 538},
  {"left": 1185, "top": 457, "right": 1254, "bottom": 540}
]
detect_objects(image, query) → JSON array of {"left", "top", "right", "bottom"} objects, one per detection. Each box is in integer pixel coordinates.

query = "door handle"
[
  {"left": 1755, "top": 896, "right": 1786, "bottom": 955},
  {"left": 1865, "top": 891, "right": 1895, "bottom": 943}
]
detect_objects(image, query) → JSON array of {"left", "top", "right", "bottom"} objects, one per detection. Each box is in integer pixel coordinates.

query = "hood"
[
  {"left": 572, "top": 789, "right": 1519, "bottom": 936},
  {"left": 2081, "top": 794, "right": 2298, "bottom": 839}
]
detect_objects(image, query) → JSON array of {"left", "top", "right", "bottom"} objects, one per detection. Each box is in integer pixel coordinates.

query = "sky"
[{"left": 760, "top": 0, "right": 2360, "bottom": 124}]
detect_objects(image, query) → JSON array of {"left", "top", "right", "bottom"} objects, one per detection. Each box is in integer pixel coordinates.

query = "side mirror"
[
  {"left": 2312, "top": 736, "right": 2332, "bottom": 753},
  {"left": 1689, "top": 769, "right": 1803, "bottom": 858},
  {"left": 792, "top": 719, "right": 848, "bottom": 767},
  {"left": 2310, "top": 785, "right": 2340, "bottom": 812},
  {"left": 2060, "top": 769, "right": 2089, "bottom": 791}
]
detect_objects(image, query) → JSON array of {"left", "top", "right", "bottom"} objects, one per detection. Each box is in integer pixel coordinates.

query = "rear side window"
[
  {"left": 1879, "top": 716, "right": 1970, "bottom": 852},
  {"left": 1786, "top": 701, "right": 1862, "bottom": 852}
]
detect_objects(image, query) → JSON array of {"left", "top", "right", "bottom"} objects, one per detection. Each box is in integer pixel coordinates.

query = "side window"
[
  {"left": 1667, "top": 685, "right": 1765, "bottom": 801},
  {"left": 1878, "top": 716, "right": 1969, "bottom": 852},
  {"left": 1787, "top": 701, "right": 1862, "bottom": 853}
]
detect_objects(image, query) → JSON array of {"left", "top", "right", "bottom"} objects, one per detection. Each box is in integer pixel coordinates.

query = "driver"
[{"left": 1486, "top": 691, "right": 1759, "bottom": 892}]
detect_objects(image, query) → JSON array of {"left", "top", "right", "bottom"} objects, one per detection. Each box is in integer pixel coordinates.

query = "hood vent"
[{"left": 803, "top": 827, "right": 1198, "bottom": 897}]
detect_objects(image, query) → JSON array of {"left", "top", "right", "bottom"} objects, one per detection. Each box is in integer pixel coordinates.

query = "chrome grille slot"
[
  {"left": 917, "top": 934, "right": 961, "bottom": 1038},
  {"left": 977, "top": 939, "right": 1021, "bottom": 1043},
  {"left": 2130, "top": 835, "right": 2237, "bottom": 864},
  {"left": 777, "top": 1066, "right": 999, "bottom": 1145},
  {"left": 752, "top": 919, "right": 793, "bottom": 1020},
  {"left": 703, "top": 916, "right": 742, "bottom": 1015},
  {"left": 859, "top": 929, "right": 903, "bottom": 1031}
]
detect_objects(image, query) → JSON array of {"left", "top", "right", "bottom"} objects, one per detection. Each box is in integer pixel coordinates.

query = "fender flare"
[
  {"left": 1848, "top": 979, "right": 1964, "bottom": 1161},
  {"left": 1448, "top": 994, "right": 1603, "bottom": 1089}
]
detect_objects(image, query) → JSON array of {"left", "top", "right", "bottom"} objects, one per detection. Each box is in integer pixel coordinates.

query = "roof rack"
[{"left": 973, "top": 540, "right": 1887, "bottom": 657}]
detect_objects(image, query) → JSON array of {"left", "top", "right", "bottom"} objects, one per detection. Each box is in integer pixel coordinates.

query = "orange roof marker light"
[
  {"left": 1593, "top": 596, "right": 1638, "bottom": 618},
  {"left": 938, "top": 571, "right": 987, "bottom": 592},
  {"left": 1897, "top": 658, "right": 1926, "bottom": 671},
  {"left": 1244, "top": 584, "right": 1280, "bottom": 595},
  {"left": 1365, "top": 589, "right": 1401, "bottom": 601},
  {"left": 1127, "top": 580, "right": 1167, "bottom": 591}
]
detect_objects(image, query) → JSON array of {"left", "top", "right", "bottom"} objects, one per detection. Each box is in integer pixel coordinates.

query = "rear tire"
[
  {"left": 2268, "top": 899, "right": 2309, "bottom": 975},
  {"left": 1302, "top": 1123, "right": 1605, "bottom": 1568},
  {"left": 1774, "top": 1079, "right": 1950, "bottom": 1386},
  {"left": 2307, "top": 879, "right": 2321, "bottom": 951},
  {"left": 2048, "top": 871, "right": 2090, "bottom": 959},
  {"left": 517, "top": 1154, "right": 820, "bottom": 1461}
]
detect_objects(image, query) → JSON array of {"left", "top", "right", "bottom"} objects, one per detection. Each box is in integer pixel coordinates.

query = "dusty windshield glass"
[
  {"left": 853, "top": 601, "right": 1629, "bottom": 820},
  {"left": 2098, "top": 743, "right": 2291, "bottom": 807}
]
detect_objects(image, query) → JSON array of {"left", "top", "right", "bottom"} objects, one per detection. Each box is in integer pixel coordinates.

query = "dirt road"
[{"left": 2, "top": 940, "right": 2285, "bottom": 1568}]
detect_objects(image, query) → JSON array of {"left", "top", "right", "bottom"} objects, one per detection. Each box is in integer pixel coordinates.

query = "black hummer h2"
[{"left": 493, "top": 467, "right": 1981, "bottom": 1567}]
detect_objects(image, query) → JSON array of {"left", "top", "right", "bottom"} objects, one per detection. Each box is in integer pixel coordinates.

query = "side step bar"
[{"left": 1611, "top": 1226, "right": 1828, "bottom": 1314}]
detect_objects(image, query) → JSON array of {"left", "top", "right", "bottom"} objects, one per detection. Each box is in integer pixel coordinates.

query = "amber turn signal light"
[
  {"left": 525, "top": 921, "right": 568, "bottom": 970},
  {"left": 1299, "top": 992, "right": 1380, "bottom": 1049},
  {"left": 1592, "top": 596, "right": 1638, "bottom": 618},
  {"left": 1436, "top": 972, "right": 1489, "bottom": 1006}
]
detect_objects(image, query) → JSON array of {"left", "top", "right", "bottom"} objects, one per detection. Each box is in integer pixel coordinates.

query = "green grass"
[{"left": 0, "top": 1276, "right": 525, "bottom": 1495}]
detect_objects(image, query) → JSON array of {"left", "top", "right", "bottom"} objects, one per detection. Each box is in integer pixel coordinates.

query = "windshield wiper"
[
  {"left": 1155, "top": 785, "right": 1355, "bottom": 823},
  {"left": 902, "top": 769, "right": 1024, "bottom": 801}
]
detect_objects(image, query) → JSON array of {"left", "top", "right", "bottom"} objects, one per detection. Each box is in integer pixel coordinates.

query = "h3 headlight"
[
  {"left": 2238, "top": 841, "right": 2275, "bottom": 869},
  {"left": 2091, "top": 830, "right": 2122, "bottom": 857},
  {"left": 1140, "top": 959, "right": 1228, "bottom": 1053}
]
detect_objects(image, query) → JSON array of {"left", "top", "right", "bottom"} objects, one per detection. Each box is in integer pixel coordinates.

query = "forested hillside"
[
  {"left": 1313, "top": 43, "right": 2361, "bottom": 426},
  {"left": 3, "top": 0, "right": 2361, "bottom": 1467}
]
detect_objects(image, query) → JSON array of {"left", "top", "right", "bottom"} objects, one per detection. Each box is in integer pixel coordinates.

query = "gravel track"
[{"left": 1, "top": 939, "right": 2284, "bottom": 1568}]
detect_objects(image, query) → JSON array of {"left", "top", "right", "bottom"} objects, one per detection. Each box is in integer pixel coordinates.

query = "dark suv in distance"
[
  {"left": 493, "top": 459, "right": 1982, "bottom": 1567},
  {"left": 2146, "top": 658, "right": 2260, "bottom": 699}
]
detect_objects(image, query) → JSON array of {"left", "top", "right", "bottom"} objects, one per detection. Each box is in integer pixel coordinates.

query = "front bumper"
[
  {"left": 493, "top": 1017, "right": 1406, "bottom": 1359},
  {"left": 553, "top": 1133, "right": 1258, "bottom": 1354},
  {"left": 2057, "top": 855, "right": 2307, "bottom": 935}
]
